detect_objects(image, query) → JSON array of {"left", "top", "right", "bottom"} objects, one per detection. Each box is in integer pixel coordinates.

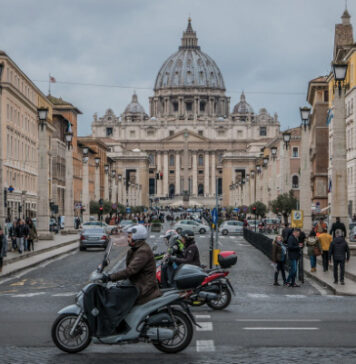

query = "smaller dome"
[
  {"left": 233, "top": 92, "right": 254, "bottom": 114},
  {"left": 124, "top": 93, "right": 146, "bottom": 114}
]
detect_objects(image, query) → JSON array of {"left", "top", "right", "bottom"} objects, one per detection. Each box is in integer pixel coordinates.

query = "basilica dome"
[
  {"left": 154, "top": 19, "right": 225, "bottom": 91},
  {"left": 233, "top": 92, "right": 254, "bottom": 114},
  {"left": 124, "top": 92, "right": 146, "bottom": 114}
]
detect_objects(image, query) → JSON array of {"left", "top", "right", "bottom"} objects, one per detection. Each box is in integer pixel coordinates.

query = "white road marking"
[
  {"left": 236, "top": 319, "right": 321, "bottom": 322},
  {"left": 243, "top": 327, "right": 319, "bottom": 330},
  {"left": 11, "top": 292, "right": 47, "bottom": 298},
  {"left": 196, "top": 340, "right": 215, "bottom": 352},
  {"left": 195, "top": 314, "right": 211, "bottom": 319},
  {"left": 199, "top": 235, "right": 204, "bottom": 238},
  {"left": 52, "top": 292, "right": 77, "bottom": 297},
  {"left": 150, "top": 235, "right": 155, "bottom": 238},
  {"left": 285, "top": 295, "right": 306, "bottom": 298},
  {"left": 230, "top": 236, "right": 234, "bottom": 239},
  {"left": 247, "top": 293, "right": 269, "bottom": 299},
  {"left": 196, "top": 322, "right": 213, "bottom": 331}
]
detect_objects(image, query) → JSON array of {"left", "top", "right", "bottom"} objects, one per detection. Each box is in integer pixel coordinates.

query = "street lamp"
[
  {"left": 95, "top": 157, "right": 100, "bottom": 168},
  {"left": 300, "top": 106, "right": 311, "bottom": 130},
  {"left": 270, "top": 146, "right": 277, "bottom": 160},
  {"left": 111, "top": 170, "right": 116, "bottom": 178},
  {"left": 283, "top": 132, "right": 291, "bottom": 149},
  {"left": 256, "top": 165, "right": 262, "bottom": 174},
  {"left": 104, "top": 164, "right": 109, "bottom": 174},
  {"left": 332, "top": 63, "right": 348, "bottom": 95},
  {"left": 37, "top": 107, "right": 48, "bottom": 130},
  {"left": 250, "top": 170, "right": 255, "bottom": 178},
  {"left": 82, "top": 147, "right": 89, "bottom": 163},
  {"left": 263, "top": 156, "right": 269, "bottom": 167},
  {"left": 64, "top": 130, "right": 73, "bottom": 150}
]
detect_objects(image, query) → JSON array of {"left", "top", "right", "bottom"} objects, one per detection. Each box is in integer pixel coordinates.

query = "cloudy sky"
[{"left": 0, "top": 0, "right": 351, "bottom": 135}]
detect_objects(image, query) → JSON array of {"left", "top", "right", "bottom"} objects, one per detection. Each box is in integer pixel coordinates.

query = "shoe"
[
  {"left": 341, "top": 281, "right": 345, "bottom": 285},
  {"left": 273, "top": 282, "right": 280, "bottom": 286},
  {"left": 283, "top": 282, "right": 289, "bottom": 287},
  {"left": 333, "top": 281, "right": 338, "bottom": 284},
  {"left": 291, "top": 284, "right": 300, "bottom": 288}
]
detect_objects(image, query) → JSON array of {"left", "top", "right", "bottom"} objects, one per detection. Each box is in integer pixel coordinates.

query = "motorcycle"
[
  {"left": 156, "top": 251, "right": 237, "bottom": 310},
  {"left": 52, "top": 239, "right": 202, "bottom": 354}
]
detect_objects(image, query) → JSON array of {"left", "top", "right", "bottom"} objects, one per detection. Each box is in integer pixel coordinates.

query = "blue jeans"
[
  {"left": 287, "top": 259, "right": 298, "bottom": 285},
  {"left": 310, "top": 256, "right": 316, "bottom": 269},
  {"left": 16, "top": 237, "right": 24, "bottom": 253}
]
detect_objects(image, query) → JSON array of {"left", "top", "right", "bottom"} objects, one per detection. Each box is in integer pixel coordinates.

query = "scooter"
[{"left": 52, "top": 239, "right": 200, "bottom": 354}]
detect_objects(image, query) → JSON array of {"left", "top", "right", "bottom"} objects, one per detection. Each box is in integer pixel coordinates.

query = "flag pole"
[{"left": 48, "top": 73, "right": 51, "bottom": 95}]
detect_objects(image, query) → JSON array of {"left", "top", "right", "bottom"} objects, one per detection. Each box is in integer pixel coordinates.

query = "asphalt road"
[{"left": 1, "top": 222, "right": 356, "bottom": 363}]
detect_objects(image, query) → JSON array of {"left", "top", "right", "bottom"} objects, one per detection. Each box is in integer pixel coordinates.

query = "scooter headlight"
[{"left": 76, "top": 291, "right": 84, "bottom": 308}]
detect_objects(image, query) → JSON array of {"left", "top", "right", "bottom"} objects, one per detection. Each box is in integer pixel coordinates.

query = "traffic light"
[{"left": 3, "top": 188, "right": 7, "bottom": 207}]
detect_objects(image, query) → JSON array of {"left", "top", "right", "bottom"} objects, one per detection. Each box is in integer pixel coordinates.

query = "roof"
[
  {"left": 47, "top": 95, "right": 82, "bottom": 114},
  {"left": 307, "top": 75, "right": 328, "bottom": 105}
]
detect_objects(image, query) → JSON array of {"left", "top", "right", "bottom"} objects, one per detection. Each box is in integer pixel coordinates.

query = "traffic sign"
[
  {"left": 211, "top": 208, "right": 218, "bottom": 225},
  {"left": 291, "top": 210, "right": 304, "bottom": 228},
  {"left": 126, "top": 207, "right": 131, "bottom": 213},
  {"left": 233, "top": 208, "right": 239, "bottom": 213}
]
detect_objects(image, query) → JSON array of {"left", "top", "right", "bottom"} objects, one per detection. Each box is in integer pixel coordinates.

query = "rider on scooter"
[
  {"left": 169, "top": 230, "right": 201, "bottom": 267},
  {"left": 102, "top": 224, "right": 161, "bottom": 305}
]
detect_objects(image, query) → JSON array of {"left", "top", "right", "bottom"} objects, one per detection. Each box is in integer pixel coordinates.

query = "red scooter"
[{"left": 156, "top": 251, "right": 237, "bottom": 310}]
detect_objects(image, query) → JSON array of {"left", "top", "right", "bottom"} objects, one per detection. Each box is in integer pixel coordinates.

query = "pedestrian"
[
  {"left": 318, "top": 228, "right": 333, "bottom": 272},
  {"left": 9, "top": 220, "right": 17, "bottom": 251},
  {"left": 306, "top": 230, "right": 321, "bottom": 272},
  {"left": 1, "top": 223, "right": 8, "bottom": 258},
  {"left": 297, "top": 229, "right": 306, "bottom": 283},
  {"left": 271, "top": 235, "right": 287, "bottom": 286},
  {"left": 281, "top": 223, "right": 291, "bottom": 244},
  {"left": 314, "top": 218, "right": 327, "bottom": 236},
  {"left": 0, "top": 227, "right": 4, "bottom": 273},
  {"left": 27, "top": 219, "right": 38, "bottom": 251},
  {"left": 286, "top": 229, "right": 302, "bottom": 288},
  {"left": 329, "top": 230, "right": 350, "bottom": 285},
  {"left": 329, "top": 217, "right": 347, "bottom": 238},
  {"left": 15, "top": 219, "right": 29, "bottom": 254}
]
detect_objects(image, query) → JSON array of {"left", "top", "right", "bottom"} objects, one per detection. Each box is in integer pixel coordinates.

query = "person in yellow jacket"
[{"left": 318, "top": 229, "right": 333, "bottom": 272}]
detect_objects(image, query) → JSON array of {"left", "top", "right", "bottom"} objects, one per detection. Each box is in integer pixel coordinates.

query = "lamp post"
[
  {"left": 63, "top": 125, "right": 75, "bottom": 232},
  {"left": 330, "top": 62, "right": 348, "bottom": 227},
  {"left": 82, "top": 147, "right": 90, "bottom": 223},
  {"left": 111, "top": 170, "right": 117, "bottom": 206},
  {"left": 118, "top": 174, "right": 122, "bottom": 205},
  {"left": 94, "top": 157, "right": 101, "bottom": 201},
  {"left": 0, "top": 63, "right": 5, "bottom": 229},
  {"left": 282, "top": 132, "right": 291, "bottom": 194},
  {"left": 104, "top": 164, "right": 109, "bottom": 201}
]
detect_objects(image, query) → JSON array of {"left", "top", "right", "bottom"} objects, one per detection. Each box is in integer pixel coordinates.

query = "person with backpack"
[
  {"left": 329, "top": 217, "right": 347, "bottom": 238},
  {"left": 329, "top": 230, "right": 350, "bottom": 285},
  {"left": 271, "top": 235, "right": 287, "bottom": 286},
  {"left": 27, "top": 219, "right": 38, "bottom": 251},
  {"left": 318, "top": 228, "right": 333, "bottom": 272},
  {"left": 306, "top": 230, "right": 321, "bottom": 272}
]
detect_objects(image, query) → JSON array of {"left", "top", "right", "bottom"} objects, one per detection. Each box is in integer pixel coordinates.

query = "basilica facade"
[{"left": 91, "top": 19, "right": 281, "bottom": 207}]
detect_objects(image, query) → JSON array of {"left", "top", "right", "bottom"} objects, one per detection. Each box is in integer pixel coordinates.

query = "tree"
[
  {"left": 270, "top": 190, "right": 298, "bottom": 224},
  {"left": 248, "top": 201, "right": 267, "bottom": 218}
]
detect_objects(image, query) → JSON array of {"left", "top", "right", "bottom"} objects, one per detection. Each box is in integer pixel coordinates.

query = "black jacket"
[
  {"left": 15, "top": 224, "right": 29, "bottom": 238},
  {"left": 282, "top": 227, "right": 292, "bottom": 243},
  {"left": 329, "top": 237, "right": 350, "bottom": 261},
  {"left": 330, "top": 221, "right": 347, "bottom": 238},
  {"left": 287, "top": 234, "right": 300, "bottom": 260},
  {"left": 175, "top": 240, "right": 201, "bottom": 267}
]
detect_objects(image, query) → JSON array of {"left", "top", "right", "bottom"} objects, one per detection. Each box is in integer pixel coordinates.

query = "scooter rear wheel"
[
  {"left": 52, "top": 313, "right": 91, "bottom": 353},
  {"left": 153, "top": 310, "right": 193, "bottom": 353},
  {"left": 207, "top": 285, "right": 232, "bottom": 310}
]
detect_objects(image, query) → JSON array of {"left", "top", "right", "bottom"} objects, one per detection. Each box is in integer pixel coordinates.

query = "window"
[
  {"left": 173, "top": 102, "right": 179, "bottom": 112},
  {"left": 169, "top": 154, "right": 175, "bottom": 166},
  {"left": 198, "top": 154, "right": 204, "bottom": 166},
  {"left": 218, "top": 130, "right": 225, "bottom": 136},
  {"left": 186, "top": 102, "right": 192, "bottom": 112},
  {"left": 169, "top": 130, "right": 174, "bottom": 136},
  {"left": 130, "top": 130, "right": 135, "bottom": 137},
  {"left": 198, "top": 170, "right": 204, "bottom": 174},
  {"left": 106, "top": 127, "right": 113, "bottom": 136},
  {"left": 324, "top": 91, "right": 329, "bottom": 102},
  {"left": 292, "top": 175, "right": 299, "bottom": 189},
  {"left": 147, "top": 130, "right": 155, "bottom": 136},
  {"left": 259, "top": 127, "right": 267, "bottom": 136},
  {"left": 200, "top": 102, "right": 205, "bottom": 112},
  {"left": 292, "top": 147, "right": 299, "bottom": 158},
  {"left": 169, "top": 170, "right": 175, "bottom": 174},
  {"left": 198, "top": 130, "right": 203, "bottom": 136}
]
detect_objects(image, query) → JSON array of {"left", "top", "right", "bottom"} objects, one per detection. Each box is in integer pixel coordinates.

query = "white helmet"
[
  {"left": 163, "top": 229, "right": 178, "bottom": 240},
  {"left": 127, "top": 224, "right": 148, "bottom": 241}
]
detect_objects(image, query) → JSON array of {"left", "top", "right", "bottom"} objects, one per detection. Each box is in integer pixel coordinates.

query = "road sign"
[
  {"left": 211, "top": 208, "right": 218, "bottom": 225},
  {"left": 126, "top": 207, "right": 131, "bottom": 213},
  {"left": 233, "top": 208, "right": 239, "bottom": 213},
  {"left": 8, "top": 186, "right": 14, "bottom": 193},
  {"left": 291, "top": 210, "right": 304, "bottom": 228}
]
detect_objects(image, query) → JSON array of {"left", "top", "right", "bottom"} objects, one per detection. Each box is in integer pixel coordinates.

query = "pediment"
[{"left": 161, "top": 129, "right": 210, "bottom": 143}]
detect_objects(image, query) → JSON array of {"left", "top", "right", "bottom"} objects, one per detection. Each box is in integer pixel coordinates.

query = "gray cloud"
[{"left": 0, "top": 0, "right": 350, "bottom": 134}]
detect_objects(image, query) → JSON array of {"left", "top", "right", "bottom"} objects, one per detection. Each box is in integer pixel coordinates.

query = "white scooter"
[{"left": 51, "top": 239, "right": 202, "bottom": 354}]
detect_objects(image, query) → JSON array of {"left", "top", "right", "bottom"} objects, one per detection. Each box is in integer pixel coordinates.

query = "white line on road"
[
  {"left": 52, "top": 292, "right": 77, "bottom": 297},
  {"left": 196, "top": 322, "right": 213, "bottom": 331},
  {"left": 199, "top": 236, "right": 204, "bottom": 238},
  {"left": 236, "top": 319, "right": 321, "bottom": 322},
  {"left": 195, "top": 314, "right": 211, "bottom": 319},
  {"left": 243, "top": 327, "right": 319, "bottom": 330},
  {"left": 196, "top": 340, "right": 215, "bottom": 352},
  {"left": 150, "top": 235, "right": 155, "bottom": 238},
  {"left": 11, "top": 292, "right": 47, "bottom": 298},
  {"left": 284, "top": 295, "right": 306, "bottom": 298},
  {"left": 230, "top": 236, "right": 234, "bottom": 239},
  {"left": 247, "top": 293, "right": 269, "bottom": 298}
]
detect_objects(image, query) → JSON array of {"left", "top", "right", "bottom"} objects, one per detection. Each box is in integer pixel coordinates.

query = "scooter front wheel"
[
  {"left": 153, "top": 310, "right": 193, "bottom": 354},
  {"left": 52, "top": 313, "right": 91, "bottom": 353},
  {"left": 207, "top": 285, "right": 232, "bottom": 310}
]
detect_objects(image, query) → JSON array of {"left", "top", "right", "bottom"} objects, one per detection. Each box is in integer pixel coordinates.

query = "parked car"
[
  {"left": 79, "top": 227, "right": 109, "bottom": 251},
  {"left": 81, "top": 221, "right": 114, "bottom": 235},
  {"left": 173, "top": 220, "right": 208, "bottom": 234},
  {"left": 219, "top": 220, "right": 244, "bottom": 235}
]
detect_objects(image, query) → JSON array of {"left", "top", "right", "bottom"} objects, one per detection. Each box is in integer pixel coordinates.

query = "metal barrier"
[{"left": 243, "top": 228, "right": 273, "bottom": 260}]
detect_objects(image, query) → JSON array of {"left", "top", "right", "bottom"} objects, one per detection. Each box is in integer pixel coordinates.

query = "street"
[{"left": 1, "top": 227, "right": 356, "bottom": 364}]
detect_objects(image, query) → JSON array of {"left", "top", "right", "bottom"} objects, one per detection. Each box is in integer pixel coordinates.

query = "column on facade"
[
  {"left": 163, "top": 152, "right": 169, "bottom": 197},
  {"left": 178, "top": 97, "right": 183, "bottom": 115},
  {"left": 104, "top": 172, "right": 109, "bottom": 201},
  {"left": 156, "top": 152, "right": 162, "bottom": 197},
  {"left": 175, "top": 152, "right": 180, "bottom": 195},
  {"left": 111, "top": 176, "right": 117, "bottom": 205},
  {"left": 204, "top": 152, "right": 210, "bottom": 196},
  {"left": 94, "top": 166, "right": 100, "bottom": 201},
  {"left": 210, "top": 153, "right": 216, "bottom": 196},
  {"left": 300, "top": 127, "right": 312, "bottom": 232},
  {"left": 192, "top": 153, "right": 198, "bottom": 196},
  {"left": 117, "top": 177, "right": 122, "bottom": 204},
  {"left": 64, "top": 145, "right": 74, "bottom": 230},
  {"left": 37, "top": 123, "right": 53, "bottom": 238}
]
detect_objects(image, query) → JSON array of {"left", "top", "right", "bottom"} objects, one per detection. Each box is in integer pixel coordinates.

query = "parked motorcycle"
[
  {"left": 51, "top": 239, "right": 204, "bottom": 354},
  {"left": 156, "top": 251, "right": 237, "bottom": 310}
]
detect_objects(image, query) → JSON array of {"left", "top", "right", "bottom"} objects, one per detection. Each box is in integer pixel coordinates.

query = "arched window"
[
  {"left": 169, "top": 184, "right": 175, "bottom": 197},
  {"left": 198, "top": 154, "right": 204, "bottom": 166},
  {"left": 198, "top": 184, "right": 204, "bottom": 196},
  {"left": 169, "top": 154, "right": 175, "bottom": 167},
  {"left": 292, "top": 175, "right": 299, "bottom": 189}
]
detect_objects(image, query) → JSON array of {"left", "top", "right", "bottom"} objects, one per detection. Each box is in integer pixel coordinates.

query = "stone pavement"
[{"left": 1, "top": 233, "right": 79, "bottom": 278}]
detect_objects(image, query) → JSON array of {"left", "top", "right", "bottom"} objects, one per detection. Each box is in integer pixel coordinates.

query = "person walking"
[
  {"left": 329, "top": 217, "right": 347, "bottom": 238},
  {"left": 27, "top": 219, "right": 38, "bottom": 251},
  {"left": 329, "top": 230, "right": 350, "bottom": 285},
  {"left": 0, "top": 227, "right": 4, "bottom": 273},
  {"left": 306, "top": 230, "right": 321, "bottom": 272},
  {"left": 271, "top": 235, "right": 287, "bottom": 286},
  {"left": 9, "top": 220, "right": 17, "bottom": 252},
  {"left": 282, "top": 223, "right": 291, "bottom": 244},
  {"left": 15, "top": 219, "right": 29, "bottom": 254},
  {"left": 286, "top": 229, "right": 302, "bottom": 287},
  {"left": 314, "top": 218, "right": 327, "bottom": 236},
  {"left": 318, "top": 228, "right": 333, "bottom": 272}
]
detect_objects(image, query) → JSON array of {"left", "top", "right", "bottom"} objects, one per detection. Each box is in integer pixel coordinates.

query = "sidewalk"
[
  {"left": 1, "top": 234, "right": 79, "bottom": 278},
  {"left": 303, "top": 255, "right": 356, "bottom": 296}
]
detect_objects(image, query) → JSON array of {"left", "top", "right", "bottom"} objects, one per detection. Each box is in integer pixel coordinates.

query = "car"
[
  {"left": 173, "top": 220, "right": 208, "bottom": 234},
  {"left": 219, "top": 220, "right": 244, "bottom": 235},
  {"left": 80, "top": 227, "right": 109, "bottom": 251},
  {"left": 119, "top": 220, "right": 136, "bottom": 232},
  {"left": 81, "top": 221, "right": 114, "bottom": 235}
]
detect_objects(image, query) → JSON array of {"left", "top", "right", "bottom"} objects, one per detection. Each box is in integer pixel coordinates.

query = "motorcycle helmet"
[
  {"left": 127, "top": 224, "right": 148, "bottom": 241},
  {"left": 180, "top": 230, "right": 195, "bottom": 240},
  {"left": 163, "top": 229, "right": 178, "bottom": 240}
]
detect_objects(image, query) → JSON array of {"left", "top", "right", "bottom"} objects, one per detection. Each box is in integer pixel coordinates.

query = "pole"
[
  {"left": 254, "top": 175, "right": 257, "bottom": 232},
  {"left": 215, "top": 177, "right": 219, "bottom": 266}
]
